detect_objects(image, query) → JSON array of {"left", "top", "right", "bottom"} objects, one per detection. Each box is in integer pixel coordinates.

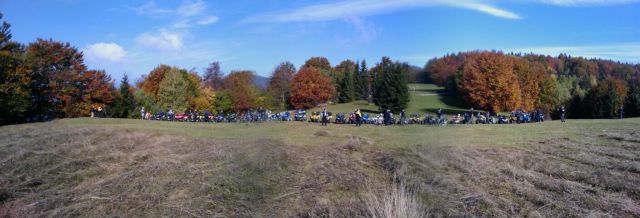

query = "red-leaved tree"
[{"left": 289, "top": 67, "right": 335, "bottom": 109}]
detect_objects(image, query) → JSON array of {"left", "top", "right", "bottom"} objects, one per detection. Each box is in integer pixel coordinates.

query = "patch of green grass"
[
  {"left": 55, "top": 117, "right": 640, "bottom": 149},
  {"left": 315, "top": 83, "right": 467, "bottom": 115},
  {"left": 316, "top": 100, "right": 379, "bottom": 114}
]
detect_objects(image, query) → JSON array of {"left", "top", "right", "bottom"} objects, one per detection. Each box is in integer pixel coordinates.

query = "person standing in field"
[
  {"left": 355, "top": 109, "right": 362, "bottom": 127},
  {"left": 321, "top": 108, "right": 328, "bottom": 126},
  {"left": 384, "top": 109, "right": 391, "bottom": 126},
  {"left": 560, "top": 106, "right": 566, "bottom": 123},
  {"left": 619, "top": 106, "right": 624, "bottom": 119},
  {"left": 400, "top": 110, "right": 406, "bottom": 125},
  {"left": 140, "top": 107, "right": 145, "bottom": 120}
]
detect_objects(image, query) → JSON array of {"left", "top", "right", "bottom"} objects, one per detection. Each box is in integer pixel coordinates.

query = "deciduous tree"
[
  {"left": 267, "top": 61, "right": 296, "bottom": 110},
  {"left": 425, "top": 53, "right": 466, "bottom": 91},
  {"left": 137, "top": 64, "right": 171, "bottom": 101},
  {"left": 81, "top": 70, "right": 114, "bottom": 114},
  {"left": 0, "top": 13, "right": 30, "bottom": 124},
  {"left": 456, "top": 51, "right": 521, "bottom": 112},
  {"left": 25, "top": 38, "right": 87, "bottom": 119},
  {"left": 158, "top": 67, "right": 189, "bottom": 112},
  {"left": 224, "top": 70, "right": 258, "bottom": 112},
  {"left": 513, "top": 58, "right": 545, "bottom": 111},
  {"left": 289, "top": 67, "right": 335, "bottom": 109},
  {"left": 303, "top": 57, "right": 331, "bottom": 72},
  {"left": 203, "top": 61, "right": 224, "bottom": 90}
]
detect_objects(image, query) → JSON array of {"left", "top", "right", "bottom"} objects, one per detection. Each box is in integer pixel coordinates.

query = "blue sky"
[{"left": 1, "top": 0, "right": 639, "bottom": 81}]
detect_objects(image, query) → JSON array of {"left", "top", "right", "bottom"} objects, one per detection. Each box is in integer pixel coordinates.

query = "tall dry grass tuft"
[{"left": 364, "top": 181, "right": 428, "bottom": 218}]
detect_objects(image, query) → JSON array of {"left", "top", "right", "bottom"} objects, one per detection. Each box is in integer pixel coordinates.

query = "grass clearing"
[
  {"left": 315, "top": 83, "right": 467, "bottom": 115},
  {"left": 1, "top": 118, "right": 639, "bottom": 217}
]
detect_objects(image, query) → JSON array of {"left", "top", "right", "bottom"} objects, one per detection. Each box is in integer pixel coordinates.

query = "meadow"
[
  {"left": 315, "top": 83, "right": 468, "bottom": 115},
  {"left": 1, "top": 117, "right": 639, "bottom": 217}
]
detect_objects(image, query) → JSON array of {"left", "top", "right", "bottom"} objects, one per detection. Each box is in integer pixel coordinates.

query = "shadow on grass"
[
  {"left": 417, "top": 93, "right": 470, "bottom": 115},
  {"left": 420, "top": 108, "right": 468, "bottom": 115},
  {"left": 438, "top": 93, "right": 467, "bottom": 108},
  {"left": 361, "top": 109, "right": 381, "bottom": 114},
  {"left": 409, "top": 88, "right": 446, "bottom": 93}
]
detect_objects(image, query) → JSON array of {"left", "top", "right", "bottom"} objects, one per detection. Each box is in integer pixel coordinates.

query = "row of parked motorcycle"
[{"left": 142, "top": 108, "right": 544, "bottom": 125}]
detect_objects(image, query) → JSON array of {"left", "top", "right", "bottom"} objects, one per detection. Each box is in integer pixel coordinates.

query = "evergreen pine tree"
[
  {"left": 353, "top": 60, "right": 362, "bottom": 100},
  {"left": 360, "top": 60, "right": 371, "bottom": 102},
  {"left": 625, "top": 84, "right": 640, "bottom": 117},
  {"left": 372, "top": 59, "right": 409, "bottom": 113},
  {"left": 338, "top": 69, "right": 355, "bottom": 103},
  {"left": 111, "top": 74, "right": 136, "bottom": 118}
]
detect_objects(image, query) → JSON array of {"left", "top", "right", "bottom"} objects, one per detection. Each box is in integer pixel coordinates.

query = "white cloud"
[
  {"left": 453, "top": 2, "right": 521, "bottom": 19},
  {"left": 196, "top": 16, "right": 219, "bottom": 25},
  {"left": 533, "top": 0, "right": 640, "bottom": 6},
  {"left": 176, "top": 0, "right": 206, "bottom": 17},
  {"left": 84, "top": 42, "right": 126, "bottom": 62},
  {"left": 136, "top": 30, "right": 183, "bottom": 51},
  {"left": 509, "top": 42, "right": 640, "bottom": 63},
  {"left": 242, "top": 0, "right": 521, "bottom": 23}
]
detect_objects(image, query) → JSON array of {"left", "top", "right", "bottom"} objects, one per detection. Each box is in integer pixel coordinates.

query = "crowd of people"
[{"left": 124, "top": 105, "right": 597, "bottom": 126}]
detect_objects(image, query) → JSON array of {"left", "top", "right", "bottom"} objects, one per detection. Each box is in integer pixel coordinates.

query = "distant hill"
[{"left": 252, "top": 74, "right": 269, "bottom": 88}]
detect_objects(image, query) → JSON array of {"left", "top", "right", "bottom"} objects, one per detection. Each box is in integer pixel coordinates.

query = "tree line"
[
  {"left": 425, "top": 50, "right": 640, "bottom": 118},
  {"left": 3, "top": 12, "right": 639, "bottom": 125},
  {"left": 0, "top": 13, "right": 411, "bottom": 125}
]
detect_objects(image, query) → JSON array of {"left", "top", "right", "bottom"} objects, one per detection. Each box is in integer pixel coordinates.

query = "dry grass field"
[{"left": 1, "top": 118, "right": 639, "bottom": 217}]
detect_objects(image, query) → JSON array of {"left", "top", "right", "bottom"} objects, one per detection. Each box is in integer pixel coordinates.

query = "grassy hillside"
[
  {"left": 314, "top": 83, "right": 467, "bottom": 115},
  {"left": 1, "top": 118, "right": 640, "bottom": 217}
]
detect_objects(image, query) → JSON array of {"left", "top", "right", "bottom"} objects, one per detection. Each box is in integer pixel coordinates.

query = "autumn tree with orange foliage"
[
  {"left": 81, "top": 69, "right": 115, "bottom": 111},
  {"left": 289, "top": 67, "right": 335, "bottom": 109},
  {"left": 303, "top": 57, "right": 331, "bottom": 72},
  {"left": 137, "top": 64, "right": 171, "bottom": 101},
  {"left": 26, "top": 39, "right": 90, "bottom": 118},
  {"left": 426, "top": 53, "right": 466, "bottom": 91},
  {"left": 512, "top": 57, "right": 546, "bottom": 111},
  {"left": 456, "top": 51, "right": 521, "bottom": 112},
  {"left": 224, "top": 70, "right": 259, "bottom": 112}
]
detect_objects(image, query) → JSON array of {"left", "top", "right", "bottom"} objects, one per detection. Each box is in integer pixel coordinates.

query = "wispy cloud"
[
  {"left": 176, "top": 0, "right": 206, "bottom": 17},
  {"left": 172, "top": 16, "right": 219, "bottom": 29},
  {"left": 196, "top": 16, "right": 219, "bottom": 25},
  {"left": 333, "top": 16, "right": 381, "bottom": 46},
  {"left": 509, "top": 42, "right": 640, "bottom": 63},
  {"left": 132, "top": 1, "right": 172, "bottom": 16},
  {"left": 242, "top": 0, "right": 521, "bottom": 23},
  {"left": 133, "top": 0, "right": 218, "bottom": 28},
  {"left": 533, "top": 0, "right": 640, "bottom": 6},
  {"left": 346, "top": 17, "right": 380, "bottom": 42}
]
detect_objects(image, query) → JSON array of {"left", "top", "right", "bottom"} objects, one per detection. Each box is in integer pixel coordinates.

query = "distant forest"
[{"left": 425, "top": 51, "right": 640, "bottom": 119}]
